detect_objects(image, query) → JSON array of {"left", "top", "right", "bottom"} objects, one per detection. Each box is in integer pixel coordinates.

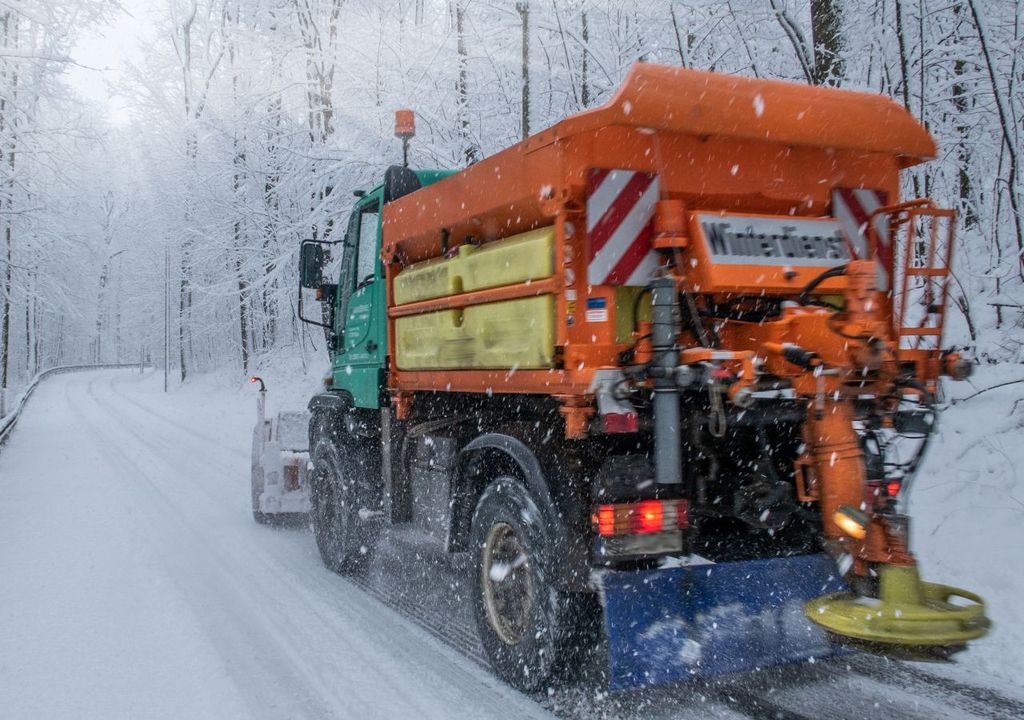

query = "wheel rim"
[{"left": 481, "top": 522, "right": 533, "bottom": 645}]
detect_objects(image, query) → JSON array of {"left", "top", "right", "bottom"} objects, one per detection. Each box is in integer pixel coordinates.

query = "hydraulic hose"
[{"left": 797, "top": 263, "right": 848, "bottom": 306}]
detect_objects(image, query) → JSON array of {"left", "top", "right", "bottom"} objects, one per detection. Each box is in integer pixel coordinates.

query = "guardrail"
[{"left": 0, "top": 363, "right": 147, "bottom": 448}]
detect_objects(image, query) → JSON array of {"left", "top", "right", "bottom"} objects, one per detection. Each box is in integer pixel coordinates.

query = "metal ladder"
[{"left": 869, "top": 200, "right": 956, "bottom": 353}]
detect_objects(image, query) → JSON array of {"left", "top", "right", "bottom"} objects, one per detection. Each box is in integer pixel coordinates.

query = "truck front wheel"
[
  {"left": 470, "top": 476, "right": 570, "bottom": 691},
  {"left": 309, "top": 436, "right": 379, "bottom": 575}
]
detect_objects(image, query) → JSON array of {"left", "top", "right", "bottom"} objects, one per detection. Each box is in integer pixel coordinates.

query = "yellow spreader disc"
[{"left": 805, "top": 565, "right": 991, "bottom": 652}]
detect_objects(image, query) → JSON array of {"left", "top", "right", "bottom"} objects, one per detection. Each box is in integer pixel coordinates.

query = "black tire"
[
  {"left": 470, "top": 476, "right": 586, "bottom": 691},
  {"left": 309, "top": 435, "right": 380, "bottom": 575}
]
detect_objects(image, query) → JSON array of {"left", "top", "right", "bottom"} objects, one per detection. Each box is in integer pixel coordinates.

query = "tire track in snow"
[
  {"left": 88, "top": 372, "right": 549, "bottom": 718},
  {"left": 105, "top": 371, "right": 250, "bottom": 460},
  {"left": 62, "top": 372, "right": 551, "bottom": 720},
  {"left": 845, "top": 655, "right": 1024, "bottom": 720},
  {"left": 91, "top": 375, "right": 784, "bottom": 718},
  {"left": 63, "top": 371, "right": 1024, "bottom": 720},
  {"left": 62, "top": 378, "right": 361, "bottom": 719}
]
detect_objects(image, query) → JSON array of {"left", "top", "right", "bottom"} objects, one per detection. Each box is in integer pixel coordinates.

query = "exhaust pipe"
[{"left": 651, "top": 277, "right": 681, "bottom": 486}]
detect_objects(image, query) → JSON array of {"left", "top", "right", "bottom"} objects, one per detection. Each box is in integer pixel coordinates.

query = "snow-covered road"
[
  {"left": 1, "top": 368, "right": 1022, "bottom": 720},
  {"left": 0, "top": 369, "right": 551, "bottom": 720}
]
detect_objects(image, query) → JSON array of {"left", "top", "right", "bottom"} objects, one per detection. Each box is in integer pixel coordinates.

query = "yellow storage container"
[
  {"left": 392, "top": 245, "right": 471, "bottom": 306},
  {"left": 396, "top": 295, "right": 555, "bottom": 370},
  {"left": 394, "top": 308, "right": 475, "bottom": 368},
  {"left": 392, "top": 226, "right": 555, "bottom": 305},
  {"left": 462, "top": 227, "right": 555, "bottom": 292}
]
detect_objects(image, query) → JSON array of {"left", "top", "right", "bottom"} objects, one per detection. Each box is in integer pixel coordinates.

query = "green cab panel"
[{"left": 330, "top": 169, "right": 456, "bottom": 408}]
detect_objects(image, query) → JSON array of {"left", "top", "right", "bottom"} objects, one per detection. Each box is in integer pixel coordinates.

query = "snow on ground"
[
  {"left": 912, "top": 364, "right": 1024, "bottom": 689},
  {"left": 0, "top": 362, "right": 1021, "bottom": 718},
  {"left": 0, "top": 368, "right": 552, "bottom": 720}
]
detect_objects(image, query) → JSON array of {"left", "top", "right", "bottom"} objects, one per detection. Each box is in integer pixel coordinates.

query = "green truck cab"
[{"left": 300, "top": 168, "right": 455, "bottom": 408}]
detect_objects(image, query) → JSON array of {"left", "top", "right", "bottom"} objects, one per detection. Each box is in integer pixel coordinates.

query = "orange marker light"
[
  {"left": 833, "top": 505, "right": 869, "bottom": 540},
  {"left": 596, "top": 505, "right": 617, "bottom": 537},
  {"left": 394, "top": 109, "right": 416, "bottom": 139}
]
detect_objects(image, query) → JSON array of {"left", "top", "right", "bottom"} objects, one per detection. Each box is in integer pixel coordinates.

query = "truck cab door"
[{"left": 332, "top": 194, "right": 386, "bottom": 408}]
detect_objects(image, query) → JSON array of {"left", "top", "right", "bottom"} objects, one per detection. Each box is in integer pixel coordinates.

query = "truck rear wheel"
[
  {"left": 309, "top": 437, "right": 379, "bottom": 575},
  {"left": 470, "top": 476, "right": 575, "bottom": 691}
]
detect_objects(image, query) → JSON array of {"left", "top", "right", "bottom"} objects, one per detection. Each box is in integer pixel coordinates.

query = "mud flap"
[{"left": 598, "top": 554, "right": 846, "bottom": 690}]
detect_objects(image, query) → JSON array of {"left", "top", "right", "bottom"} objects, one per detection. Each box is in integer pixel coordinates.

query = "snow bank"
[
  {"left": 132, "top": 353, "right": 1024, "bottom": 693},
  {"left": 912, "top": 364, "right": 1024, "bottom": 688}
]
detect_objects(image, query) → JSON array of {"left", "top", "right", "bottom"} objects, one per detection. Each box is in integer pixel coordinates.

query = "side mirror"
[{"left": 300, "top": 241, "right": 325, "bottom": 289}]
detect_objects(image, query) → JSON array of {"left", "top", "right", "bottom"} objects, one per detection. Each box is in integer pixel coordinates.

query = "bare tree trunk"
[
  {"left": 0, "top": 11, "right": 15, "bottom": 398},
  {"left": 550, "top": 1, "right": 578, "bottom": 108},
  {"left": 455, "top": 1, "right": 475, "bottom": 163},
  {"left": 295, "top": 0, "right": 341, "bottom": 250},
  {"left": 967, "top": 0, "right": 1024, "bottom": 279},
  {"left": 178, "top": 8, "right": 196, "bottom": 383},
  {"left": 31, "top": 270, "right": 38, "bottom": 373},
  {"left": 236, "top": 253, "right": 250, "bottom": 372},
  {"left": 517, "top": 1, "right": 530, "bottom": 140},
  {"left": 669, "top": 5, "right": 686, "bottom": 68},
  {"left": 769, "top": 0, "right": 814, "bottom": 83},
  {"left": 953, "top": 4, "right": 976, "bottom": 229},
  {"left": 228, "top": 1, "right": 250, "bottom": 373},
  {"left": 1, "top": 220, "right": 10, "bottom": 394},
  {"left": 893, "top": 0, "right": 923, "bottom": 200},
  {"left": 180, "top": 132, "right": 196, "bottom": 382},
  {"left": 810, "top": 0, "right": 843, "bottom": 85},
  {"left": 581, "top": 4, "right": 590, "bottom": 104},
  {"left": 894, "top": 0, "right": 912, "bottom": 110},
  {"left": 55, "top": 313, "right": 64, "bottom": 366},
  {"left": 23, "top": 282, "right": 29, "bottom": 370},
  {"left": 171, "top": 2, "right": 225, "bottom": 381}
]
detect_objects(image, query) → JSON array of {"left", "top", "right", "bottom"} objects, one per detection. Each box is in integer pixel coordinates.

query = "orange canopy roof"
[
  {"left": 384, "top": 63, "right": 933, "bottom": 265},
  {"left": 525, "top": 64, "right": 935, "bottom": 168}
]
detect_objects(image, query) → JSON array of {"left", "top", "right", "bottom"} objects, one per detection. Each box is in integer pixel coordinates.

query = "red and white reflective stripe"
[
  {"left": 586, "top": 168, "right": 661, "bottom": 286},
  {"left": 832, "top": 188, "right": 891, "bottom": 290}
]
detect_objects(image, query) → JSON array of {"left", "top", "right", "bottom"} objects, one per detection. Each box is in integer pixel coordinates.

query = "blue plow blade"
[{"left": 599, "top": 553, "right": 847, "bottom": 691}]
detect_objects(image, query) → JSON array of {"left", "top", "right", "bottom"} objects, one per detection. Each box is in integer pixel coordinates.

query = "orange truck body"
[
  {"left": 382, "top": 64, "right": 935, "bottom": 425},
  {"left": 296, "top": 64, "right": 987, "bottom": 688}
]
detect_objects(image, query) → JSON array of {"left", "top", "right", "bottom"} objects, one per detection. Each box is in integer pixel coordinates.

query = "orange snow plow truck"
[{"left": 296, "top": 63, "right": 990, "bottom": 691}]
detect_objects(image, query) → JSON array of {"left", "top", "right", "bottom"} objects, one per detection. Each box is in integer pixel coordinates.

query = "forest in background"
[{"left": 0, "top": 0, "right": 1021, "bottom": 403}]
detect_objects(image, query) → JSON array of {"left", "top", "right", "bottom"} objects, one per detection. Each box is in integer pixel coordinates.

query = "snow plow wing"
[
  {"left": 599, "top": 554, "right": 846, "bottom": 691},
  {"left": 250, "top": 377, "right": 311, "bottom": 522}
]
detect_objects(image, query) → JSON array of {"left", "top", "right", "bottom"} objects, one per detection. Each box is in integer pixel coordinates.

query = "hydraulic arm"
[{"left": 655, "top": 207, "right": 990, "bottom": 655}]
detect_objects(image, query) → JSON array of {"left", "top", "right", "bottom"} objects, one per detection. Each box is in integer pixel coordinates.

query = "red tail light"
[
  {"left": 634, "top": 500, "right": 663, "bottom": 534},
  {"left": 592, "top": 499, "right": 688, "bottom": 537},
  {"left": 886, "top": 480, "right": 902, "bottom": 497}
]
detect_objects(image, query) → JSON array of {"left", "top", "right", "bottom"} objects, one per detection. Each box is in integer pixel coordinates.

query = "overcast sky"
[{"left": 67, "top": 2, "right": 158, "bottom": 125}]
